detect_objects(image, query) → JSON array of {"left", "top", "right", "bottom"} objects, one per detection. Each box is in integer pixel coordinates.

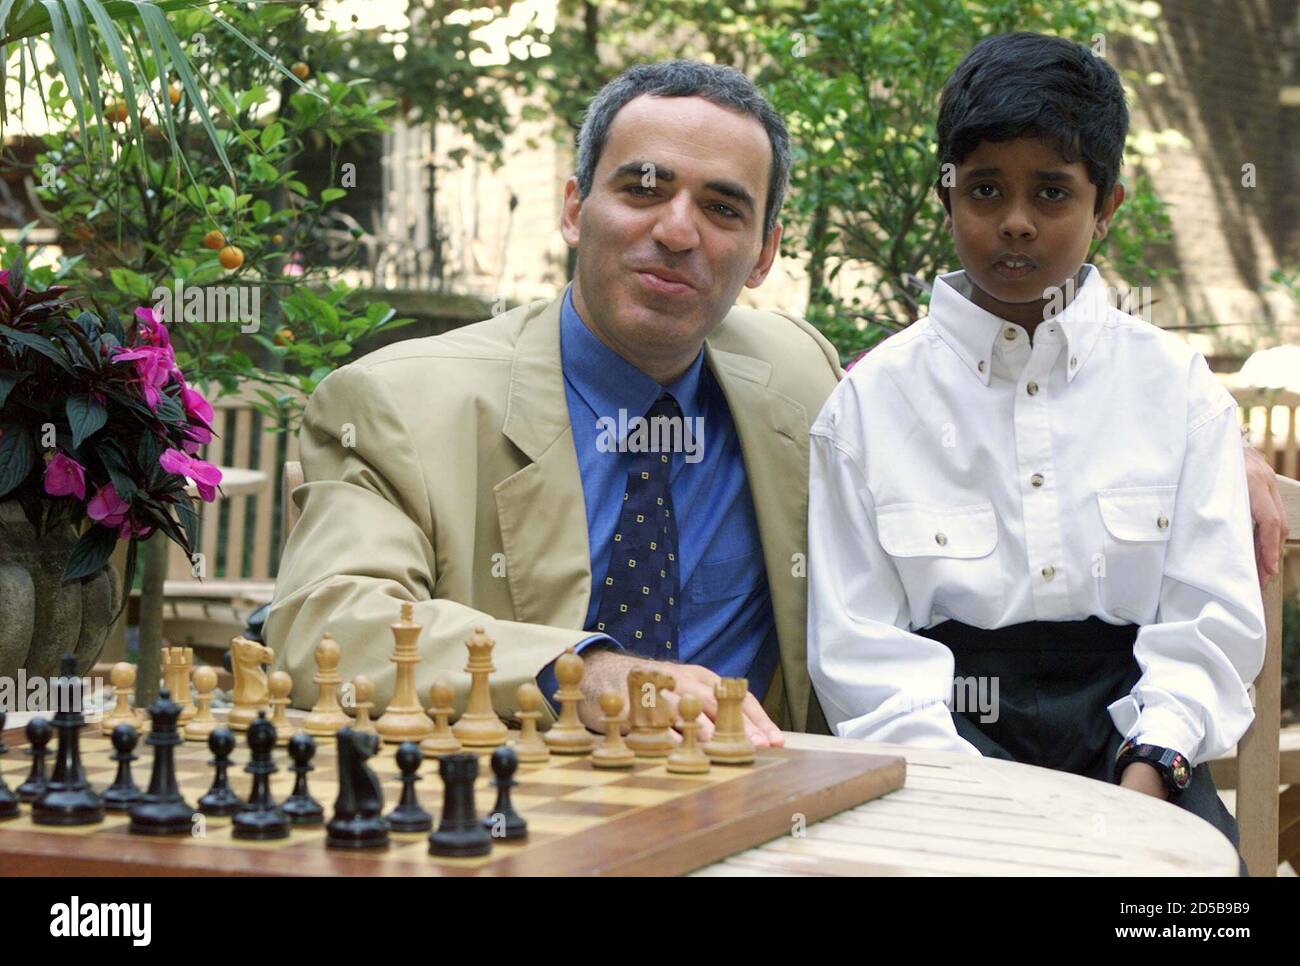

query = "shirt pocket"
[
  {"left": 875, "top": 502, "right": 1003, "bottom": 627},
  {"left": 1095, "top": 484, "right": 1176, "bottom": 622},
  {"left": 690, "top": 549, "right": 767, "bottom": 604}
]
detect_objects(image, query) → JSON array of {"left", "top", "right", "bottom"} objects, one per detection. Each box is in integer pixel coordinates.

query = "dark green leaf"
[
  {"left": 66, "top": 394, "right": 107, "bottom": 448},
  {"left": 62, "top": 524, "right": 119, "bottom": 581},
  {"left": 0, "top": 421, "right": 37, "bottom": 499}
]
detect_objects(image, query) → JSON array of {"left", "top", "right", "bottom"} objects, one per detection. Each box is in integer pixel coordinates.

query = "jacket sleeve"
[{"left": 265, "top": 362, "right": 588, "bottom": 722}]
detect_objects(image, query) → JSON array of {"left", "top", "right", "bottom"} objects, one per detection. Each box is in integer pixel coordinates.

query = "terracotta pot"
[{"left": 0, "top": 502, "right": 119, "bottom": 679}]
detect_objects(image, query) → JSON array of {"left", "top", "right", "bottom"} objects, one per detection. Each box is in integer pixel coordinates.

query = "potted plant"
[{"left": 0, "top": 258, "right": 220, "bottom": 678}]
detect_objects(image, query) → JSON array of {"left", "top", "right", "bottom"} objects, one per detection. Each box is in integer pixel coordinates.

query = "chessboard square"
[
  {"left": 521, "top": 767, "right": 627, "bottom": 787},
  {"left": 527, "top": 799, "right": 638, "bottom": 819},
  {"left": 562, "top": 785, "right": 675, "bottom": 806},
  {"left": 528, "top": 813, "right": 608, "bottom": 836}
]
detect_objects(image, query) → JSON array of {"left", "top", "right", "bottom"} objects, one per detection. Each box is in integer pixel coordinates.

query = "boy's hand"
[
  {"left": 1119, "top": 761, "right": 1169, "bottom": 801},
  {"left": 1243, "top": 445, "right": 1287, "bottom": 586}
]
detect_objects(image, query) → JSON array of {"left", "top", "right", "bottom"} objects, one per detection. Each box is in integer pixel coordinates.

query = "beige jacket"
[{"left": 266, "top": 290, "right": 842, "bottom": 731}]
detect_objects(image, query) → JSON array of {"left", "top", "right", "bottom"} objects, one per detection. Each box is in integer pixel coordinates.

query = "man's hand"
[
  {"left": 577, "top": 648, "right": 784, "bottom": 748},
  {"left": 1244, "top": 445, "right": 1287, "bottom": 587},
  {"left": 1118, "top": 761, "right": 1169, "bottom": 801}
]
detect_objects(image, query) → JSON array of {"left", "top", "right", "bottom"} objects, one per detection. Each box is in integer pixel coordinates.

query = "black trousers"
[{"left": 917, "top": 618, "right": 1242, "bottom": 864}]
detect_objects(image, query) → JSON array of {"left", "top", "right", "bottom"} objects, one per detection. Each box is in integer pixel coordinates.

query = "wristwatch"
[{"left": 1114, "top": 738, "right": 1192, "bottom": 798}]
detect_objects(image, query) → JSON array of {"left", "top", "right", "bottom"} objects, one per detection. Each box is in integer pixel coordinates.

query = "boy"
[{"left": 806, "top": 32, "right": 1265, "bottom": 847}]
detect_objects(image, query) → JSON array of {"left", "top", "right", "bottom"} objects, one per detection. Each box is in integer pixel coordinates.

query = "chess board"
[{"left": 0, "top": 722, "right": 905, "bottom": 876}]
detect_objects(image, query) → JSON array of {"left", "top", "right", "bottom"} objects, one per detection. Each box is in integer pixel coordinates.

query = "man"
[{"left": 266, "top": 59, "right": 1287, "bottom": 745}]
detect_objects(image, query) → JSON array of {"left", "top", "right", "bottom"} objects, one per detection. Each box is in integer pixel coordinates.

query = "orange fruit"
[
  {"left": 271, "top": 233, "right": 283, "bottom": 244},
  {"left": 218, "top": 245, "right": 244, "bottom": 270},
  {"left": 168, "top": 83, "right": 181, "bottom": 106},
  {"left": 105, "top": 100, "right": 128, "bottom": 124},
  {"left": 202, "top": 229, "right": 226, "bottom": 251},
  {"left": 291, "top": 62, "right": 310, "bottom": 80},
  {"left": 274, "top": 327, "right": 295, "bottom": 345},
  {"left": 72, "top": 224, "right": 95, "bottom": 242}
]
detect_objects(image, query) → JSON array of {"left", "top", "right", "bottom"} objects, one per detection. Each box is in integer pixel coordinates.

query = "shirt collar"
[
  {"left": 559, "top": 284, "right": 707, "bottom": 419},
  {"left": 928, "top": 264, "right": 1109, "bottom": 386}
]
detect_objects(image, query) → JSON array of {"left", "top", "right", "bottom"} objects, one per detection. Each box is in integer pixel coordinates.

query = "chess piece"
[
  {"left": 375, "top": 602, "right": 434, "bottom": 743},
  {"left": 327, "top": 727, "right": 389, "bottom": 849},
  {"left": 625, "top": 667, "right": 676, "bottom": 758},
  {"left": 128, "top": 688, "right": 194, "bottom": 834},
  {"left": 428, "top": 753, "right": 491, "bottom": 857},
  {"left": 231, "top": 711, "right": 289, "bottom": 840},
  {"left": 32, "top": 655, "right": 104, "bottom": 826},
  {"left": 282, "top": 733, "right": 325, "bottom": 826},
  {"left": 183, "top": 665, "right": 220, "bottom": 742},
  {"left": 304, "top": 634, "right": 351, "bottom": 737},
  {"left": 102, "top": 724, "right": 144, "bottom": 810},
  {"left": 450, "top": 627, "right": 508, "bottom": 748},
  {"left": 351, "top": 675, "right": 377, "bottom": 735},
  {"left": 420, "top": 679, "right": 461, "bottom": 756},
  {"left": 386, "top": 742, "right": 433, "bottom": 833},
  {"left": 229, "top": 636, "right": 275, "bottom": 731},
  {"left": 481, "top": 746, "right": 527, "bottom": 841},
  {"left": 101, "top": 662, "right": 138, "bottom": 735},
  {"left": 511, "top": 682, "right": 549, "bottom": 764},
  {"left": 0, "top": 712, "right": 18, "bottom": 819},
  {"left": 704, "top": 677, "right": 755, "bottom": 765},
  {"left": 268, "top": 670, "right": 294, "bottom": 746},
  {"left": 17, "top": 716, "right": 52, "bottom": 802},
  {"left": 591, "top": 691, "right": 636, "bottom": 769},
  {"left": 667, "top": 693, "right": 711, "bottom": 774},
  {"left": 543, "top": 647, "right": 595, "bottom": 754},
  {"left": 198, "top": 726, "right": 244, "bottom": 817},
  {"left": 162, "top": 645, "right": 196, "bottom": 722}
]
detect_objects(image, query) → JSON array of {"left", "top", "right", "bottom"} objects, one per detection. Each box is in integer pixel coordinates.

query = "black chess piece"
[
  {"left": 282, "top": 733, "right": 324, "bottom": 826},
  {"left": 386, "top": 742, "right": 432, "bottom": 833},
  {"left": 129, "top": 688, "right": 195, "bottom": 835},
  {"left": 429, "top": 752, "right": 492, "bottom": 857},
  {"left": 101, "top": 724, "right": 143, "bottom": 811},
  {"left": 0, "top": 711, "right": 19, "bottom": 820},
  {"left": 32, "top": 655, "right": 104, "bottom": 826},
  {"left": 232, "top": 712, "right": 289, "bottom": 840},
  {"left": 17, "top": 717, "right": 52, "bottom": 802},
  {"left": 481, "top": 745, "right": 527, "bottom": 841},
  {"left": 198, "top": 727, "right": 243, "bottom": 817},
  {"left": 327, "top": 727, "right": 389, "bottom": 849}
]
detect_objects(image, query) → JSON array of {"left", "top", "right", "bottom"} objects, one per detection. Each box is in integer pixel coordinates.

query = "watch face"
[{"left": 1170, "top": 758, "right": 1190, "bottom": 788}]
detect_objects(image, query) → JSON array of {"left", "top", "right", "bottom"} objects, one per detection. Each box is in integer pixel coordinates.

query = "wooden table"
[{"left": 696, "top": 732, "right": 1242, "bottom": 876}]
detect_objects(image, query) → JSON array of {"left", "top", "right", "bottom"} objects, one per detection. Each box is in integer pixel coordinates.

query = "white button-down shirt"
[{"left": 808, "top": 264, "right": 1265, "bottom": 765}]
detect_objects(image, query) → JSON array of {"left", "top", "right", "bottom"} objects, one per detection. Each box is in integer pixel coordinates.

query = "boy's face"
[{"left": 946, "top": 136, "right": 1123, "bottom": 327}]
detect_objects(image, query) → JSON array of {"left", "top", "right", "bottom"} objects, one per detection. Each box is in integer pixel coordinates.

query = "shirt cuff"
[
  {"left": 1110, "top": 696, "right": 1202, "bottom": 764},
  {"left": 536, "top": 634, "right": 621, "bottom": 712}
]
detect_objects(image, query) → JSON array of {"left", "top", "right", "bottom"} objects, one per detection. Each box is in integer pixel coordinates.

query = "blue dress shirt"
[{"left": 536, "top": 286, "right": 778, "bottom": 702}]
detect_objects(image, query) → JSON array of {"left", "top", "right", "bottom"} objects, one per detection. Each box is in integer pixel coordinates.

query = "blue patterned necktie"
[{"left": 593, "top": 393, "right": 681, "bottom": 658}]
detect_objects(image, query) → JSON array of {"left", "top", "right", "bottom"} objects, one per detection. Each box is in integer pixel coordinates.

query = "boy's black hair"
[{"left": 935, "top": 32, "right": 1129, "bottom": 213}]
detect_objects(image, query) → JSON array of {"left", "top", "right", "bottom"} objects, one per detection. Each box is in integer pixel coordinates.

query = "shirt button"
[
  {"left": 1041, "top": 565, "right": 1056, "bottom": 580},
  {"left": 1030, "top": 473, "right": 1044, "bottom": 487},
  {"left": 1070, "top": 356, "right": 1078, "bottom": 368},
  {"left": 1026, "top": 381, "right": 1039, "bottom": 396},
  {"left": 977, "top": 360, "right": 986, "bottom": 373},
  {"left": 1157, "top": 515, "right": 1169, "bottom": 530},
  {"left": 1003, "top": 327, "right": 1017, "bottom": 340},
  {"left": 935, "top": 532, "right": 948, "bottom": 546}
]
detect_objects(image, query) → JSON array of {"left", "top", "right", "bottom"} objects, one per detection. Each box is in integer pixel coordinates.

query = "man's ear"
[
  {"left": 560, "top": 176, "right": 582, "bottom": 248},
  {"left": 745, "top": 221, "right": 782, "bottom": 288},
  {"left": 1092, "top": 182, "right": 1125, "bottom": 241}
]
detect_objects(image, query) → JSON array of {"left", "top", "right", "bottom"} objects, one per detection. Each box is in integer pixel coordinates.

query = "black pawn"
[
  {"left": 17, "top": 717, "right": 52, "bottom": 802},
  {"left": 0, "top": 711, "right": 19, "bottom": 819},
  {"left": 32, "top": 655, "right": 104, "bottom": 826},
  {"left": 429, "top": 752, "right": 492, "bottom": 857},
  {"left": 386, "top": 742, "right": 432, "bottom": 833},
  {"left": 231, "top": 711, "right": 288, "bottom": 840},
  {"left": 282, "top": 733, "right": 324, "bottom": 826},
  {"left": 481, "top": 745, "right": 527, "bottom": 840},
  {"left": 129, "top": 688, "right": 194, "bottom": 835},
  {"left": 198, "top": 727, "right": 243, "bottom": 817},
  {"left": 101, "top": 724, "right": 143, "bottom": 811}
]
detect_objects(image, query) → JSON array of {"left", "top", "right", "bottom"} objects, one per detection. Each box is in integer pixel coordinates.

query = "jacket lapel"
[
  {"left": 704, "top": 343, "right": 812, "bottom": 731},
  {"left": 495, "top": 296, "right": 592, "bottom": 629}
]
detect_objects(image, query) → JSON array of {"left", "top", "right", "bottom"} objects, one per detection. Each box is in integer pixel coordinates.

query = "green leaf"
[
  {"left": 239, "top": 84, "right": 268, "bottom": 111},
  {"left": 109, "top": 267, "right": 152, "bottom": 299},
  {"left": 259, "top": 121, "right": 284, "bottom": 151},
  {"left": 0, "top": 369, "right": 28, "bottom": 407},
  {"left": 320, "top": 187, "right": 347, "bottom": 203},
  {"left": 0, "top": 324, "right": 73, "bottom": 372},
  {"left": 63, "top": 524, "right": 119, "bottom": 581},
  {"left": 0, "top": 420, "right": 36, "bottom": 499},
  {"left": 216, "top": 184, "right": 237, "bottom": 210},
  {"left": 286, "top": 179, "right": 309, "bottom": 196},
  {"left": 66, "top": 395, "right": 107, "bottom": 448}
]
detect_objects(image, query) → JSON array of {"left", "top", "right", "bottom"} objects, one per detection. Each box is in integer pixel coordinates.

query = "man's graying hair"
[{"left": 575, "top": 60, "right": 791, "bottom": 244}]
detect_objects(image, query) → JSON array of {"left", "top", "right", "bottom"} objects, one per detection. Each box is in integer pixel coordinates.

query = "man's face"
[
  {"left": 947, "top": 136, "right": 1123, "bottom": 325},
  {"left": 561, "top": 95, "right": 781, "bottom": 376}
]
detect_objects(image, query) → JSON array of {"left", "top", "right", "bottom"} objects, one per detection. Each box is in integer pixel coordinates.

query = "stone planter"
[{"left": 0, "top": 501, "right": 119, "bottom": 680}]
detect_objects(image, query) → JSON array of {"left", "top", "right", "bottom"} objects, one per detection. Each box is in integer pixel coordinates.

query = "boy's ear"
[{"left": 1092, "top": 182, "right": 1125, "bottom": 241}]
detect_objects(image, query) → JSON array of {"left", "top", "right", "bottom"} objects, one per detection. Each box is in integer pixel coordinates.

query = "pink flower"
[
  {"left": 113, "top": 344, "right": 177, "bottom": 410},
  {"left": 87, "top": 482, "right": 130, "bottom": 529},
  {"left": 159, "top": 448, "right": 222, "bottom": 502},
  {"left": 43, "top": 453, "right": 87, "bottom": 501},
  {"left": 180, "top": 421, "right": 213, "bottom": 455},
  {"left": 0, "top": 270, "right": 9, "bottom": 290},
  {"left": 180, "top": 385, "right": 214, "bottom": 427},
  {"left": 117, "top": 516, "right": 154, "bottom": 540},
  {"left": 134, "top": 306, "right": 171, "bottom": 348}
]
